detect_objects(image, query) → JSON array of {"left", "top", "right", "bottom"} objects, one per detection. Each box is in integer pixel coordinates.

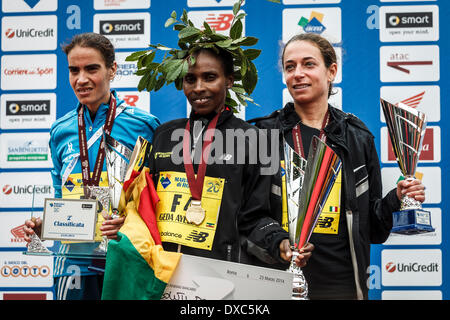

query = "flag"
[{"left": 102, "top": 168, "right": 181, "bottom": 300}]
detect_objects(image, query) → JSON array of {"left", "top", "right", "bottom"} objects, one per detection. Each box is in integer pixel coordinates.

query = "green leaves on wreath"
[{"left": 126, "top": 0, "right": 260, "bottom": 111}]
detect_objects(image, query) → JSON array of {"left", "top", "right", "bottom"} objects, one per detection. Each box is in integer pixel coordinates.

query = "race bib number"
[{"left": 156, "top": 171, "right": 225, "bottom": 251}]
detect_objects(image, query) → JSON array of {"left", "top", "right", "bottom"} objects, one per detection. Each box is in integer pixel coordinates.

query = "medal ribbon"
[
  {"left": 77, "top": 94, "right": 117, "bottom": 187},
  {"left": 183, "top": 112, "right": 220, "bottom": 201},
  {"left": 292, "top": 110, "right": 329, "bottom": 158}
]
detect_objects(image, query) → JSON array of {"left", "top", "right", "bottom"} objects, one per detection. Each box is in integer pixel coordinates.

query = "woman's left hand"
[
  {"left": 396, "top": 178, "right": 426, "bottom": 203},
  {"left": 100, "top": 215, "right": 126, "bottom": 239},
  {"left": 279, "top": 239, "right": 314, "bottom": 267}
]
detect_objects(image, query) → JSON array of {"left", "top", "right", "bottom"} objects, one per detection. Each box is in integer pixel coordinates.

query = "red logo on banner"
[
  {"left": 5, "top": 29, "right": 15, "bottom": 39},
  {"left": 205, "top": 14, "right": 234, "bottom": 31},
  {"left": 400, "top": 91, "right": 425, "bottom": 109},
  {"left": 2, "top": 185, "right": 13, "bottom": 195},
  {"left": 11, "top": 224, "right": 26, "bottom": 241},
  {"left": 387, "top": 127, "right": 434, "bottom": 161},
  {"left": 122, "top": 94, "right": 139, "bottom": 107},
  {"left": 385, "top": 262, "right": 396, "bottom": 273}
]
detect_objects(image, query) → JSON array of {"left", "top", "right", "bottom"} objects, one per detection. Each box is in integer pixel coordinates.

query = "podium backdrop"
[{"left": 0, "top": 0, "right": 448, "bottom": 300}]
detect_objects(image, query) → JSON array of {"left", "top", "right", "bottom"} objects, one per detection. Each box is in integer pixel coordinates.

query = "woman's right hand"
[{"left": 23, "top": 217, "right": 42, "bottom": 243}]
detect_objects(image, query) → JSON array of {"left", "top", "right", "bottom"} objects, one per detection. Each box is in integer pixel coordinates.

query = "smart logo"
[
  {"left": 100, "top": 19, "right": 144, "bottom": 35},
  {"left": 6, "top": 100, "right": 50, "bottom": 116},
  {"left": 386, "top": 12, "right": 433, "bottom": 28}
]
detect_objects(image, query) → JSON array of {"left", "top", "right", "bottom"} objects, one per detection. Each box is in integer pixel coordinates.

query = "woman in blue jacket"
[{"left": 23, "top": 33, "right": 160, "bottom": 300}]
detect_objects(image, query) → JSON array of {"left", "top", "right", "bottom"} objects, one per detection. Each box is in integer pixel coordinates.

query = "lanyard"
[
  {"left": 292, "top": 110, "right": 329, "bottom": 158},
  {"left": 182, "top": 112, "right": 220, "bottom": 201},
  {"left": 77, "top": 94, "right": 117, "bottom": 187}
]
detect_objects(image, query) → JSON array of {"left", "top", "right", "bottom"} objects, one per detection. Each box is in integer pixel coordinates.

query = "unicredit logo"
[
  {"left": 4, "top": 28, "right": 55, "bottom": 39},
  {"left": 2, "top": 184, "right": 51, "bottom": 195},
  {"left": 2, "top": 185, "right": 13, "bottom": 195},
  {"left": 5, "top": 29, "right": 15, "bottom": 39},
  {"left": 385, "top": 261, "right": 439, "bottom": 273}
]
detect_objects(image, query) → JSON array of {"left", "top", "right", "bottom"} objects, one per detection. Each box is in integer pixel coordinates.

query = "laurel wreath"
[{"left": 125, "top": 0, "right": 261, "bottom": 111}]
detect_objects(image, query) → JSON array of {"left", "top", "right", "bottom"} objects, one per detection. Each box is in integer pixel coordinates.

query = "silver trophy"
[
  {"left": 284, "top": 136, "right": 342, "bottom": 299},
  {"left": 98, "top": 133, "right": 133, "bottom": 252},
  {"left": 380, "top": 98, "right": 434, "bottom": 234},
  {"left": 283, "top": 140, "right": 308, "bottom": 299}
]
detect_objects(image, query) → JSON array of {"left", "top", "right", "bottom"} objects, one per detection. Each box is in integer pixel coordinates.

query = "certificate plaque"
[
  {"left": 162, "top": 254, "right": 293, "bottom": 300},
  {"left": 41, "top": 198, "right": 98, "bottom": 242}
]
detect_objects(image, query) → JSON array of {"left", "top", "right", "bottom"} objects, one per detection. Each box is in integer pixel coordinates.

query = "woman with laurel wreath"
[{"left": 132, "top": 6, "right": 313, "bottom": 268}]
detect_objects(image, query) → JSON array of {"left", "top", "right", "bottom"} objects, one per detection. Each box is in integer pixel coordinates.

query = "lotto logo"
[{"left": 1, "top": 265, "right": 50, "bottom": 278}]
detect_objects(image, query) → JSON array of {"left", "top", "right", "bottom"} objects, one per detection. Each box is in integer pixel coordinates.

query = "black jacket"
[
  {"left": 149, "top": 109, "right": 289, "bottom": 265},
  {"left": 250, "top": 103, "right": 400, "bottom": 299}
]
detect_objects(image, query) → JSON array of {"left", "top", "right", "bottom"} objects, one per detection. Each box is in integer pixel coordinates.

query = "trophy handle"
[
  {"left": 400, "top": 176, "right": 423, "bottom": 211},
  {"left": 288, "top": 250, "right": 308, "bottom": 300},
  {"left": 27, "top": 233, "right": 52, "bottom": 254}
]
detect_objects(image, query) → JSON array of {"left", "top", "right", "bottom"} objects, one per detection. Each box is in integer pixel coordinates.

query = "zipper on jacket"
[
  {"left": 346, "top": 209, "right": 364, "bottom": 300},
  {"left": 226, "top": 244, "right": 232, "bottom": 262}
]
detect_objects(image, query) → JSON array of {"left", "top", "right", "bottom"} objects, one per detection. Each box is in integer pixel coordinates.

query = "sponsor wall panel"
[
  {"left": 382, "top": 290, "right": 442, "bottom": 300},
  {"left": 0, "top": 0, "right": 448, "bottom": 300},
  {"left": 0, "top": 291, "right": 54, "bottom": 300},
  {"left": 0, "top": 171, "right": 53, "bottom": 208},
  {"left": 1, "top": 15, "right": 58, "bottom": 51},
  {"left": 382, "top": 249, "right": 442, "bottom": 287},
  {"left": 0, "top": 252, "right": 53, "bottom": 287},
  {"left": 0, "top": 93, "right": 57, "bottom": 130},
  {"left": 0, "top": 132, "right": 52, "bottom": 169},
  {"left": 1, "top": 54, "right": 57, "bottom": 90}
]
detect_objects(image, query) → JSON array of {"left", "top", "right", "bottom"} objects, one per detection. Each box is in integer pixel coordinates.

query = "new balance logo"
[{"left": 185, "top": 230, "right": 209, "bottom": 243}]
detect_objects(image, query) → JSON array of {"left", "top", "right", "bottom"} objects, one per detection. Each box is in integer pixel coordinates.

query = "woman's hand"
[
  {"left": 396, "top": 178, "right": 426, "bottom": 203},
  {"left": 23, "top": 217, "right": 42, "bottom": 243},
  {"left": 279, "top": 239, "right": 314, "bottom": 267},
  {"left": 100, "top": 215, "right": 125, "bottom": 240}
]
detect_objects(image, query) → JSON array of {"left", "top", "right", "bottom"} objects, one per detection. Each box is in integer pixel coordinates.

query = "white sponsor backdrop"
[{"left": 0, "top": 0, "right": 448, "bottom": 300}]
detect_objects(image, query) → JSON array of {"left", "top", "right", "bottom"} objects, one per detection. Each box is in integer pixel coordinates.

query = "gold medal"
[{"left": 185, "top": 200, "right": 206, "bottom": 225}]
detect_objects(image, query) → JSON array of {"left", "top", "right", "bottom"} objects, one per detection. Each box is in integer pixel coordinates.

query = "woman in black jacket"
[{"left": 250, "top": 33, "right": 425, "bottom": 300}]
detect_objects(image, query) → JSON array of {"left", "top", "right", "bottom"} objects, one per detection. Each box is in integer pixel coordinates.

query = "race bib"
[
  {"left": 281, "top": 163, "right": 342, "bottom": 235},
  {"left": 156, "top": 171, "right": 225, "bottom": 251},
  {"left": 312, "top": 170, "right": 342, "bottom": 234}
]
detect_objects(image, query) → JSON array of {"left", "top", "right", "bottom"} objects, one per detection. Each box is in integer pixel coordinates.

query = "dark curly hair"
[{"left": 62, "top": 32, "right": 115, "bottom": 68}]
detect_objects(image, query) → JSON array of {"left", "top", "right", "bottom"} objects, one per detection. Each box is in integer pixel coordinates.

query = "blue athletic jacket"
[{"left": 49, "top": 90, "right": 160, "bottom": 277}]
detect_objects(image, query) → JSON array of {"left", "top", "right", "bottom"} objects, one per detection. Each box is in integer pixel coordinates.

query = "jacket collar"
[
  {"left": 279, "top": 102, "right": 348, "bottom": 149},
  {"left": 76, "top": 90, "right": 124, "bottom": 124},
  {"left": 188, "top": 107, "right": 234, "bottom": 127}
]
